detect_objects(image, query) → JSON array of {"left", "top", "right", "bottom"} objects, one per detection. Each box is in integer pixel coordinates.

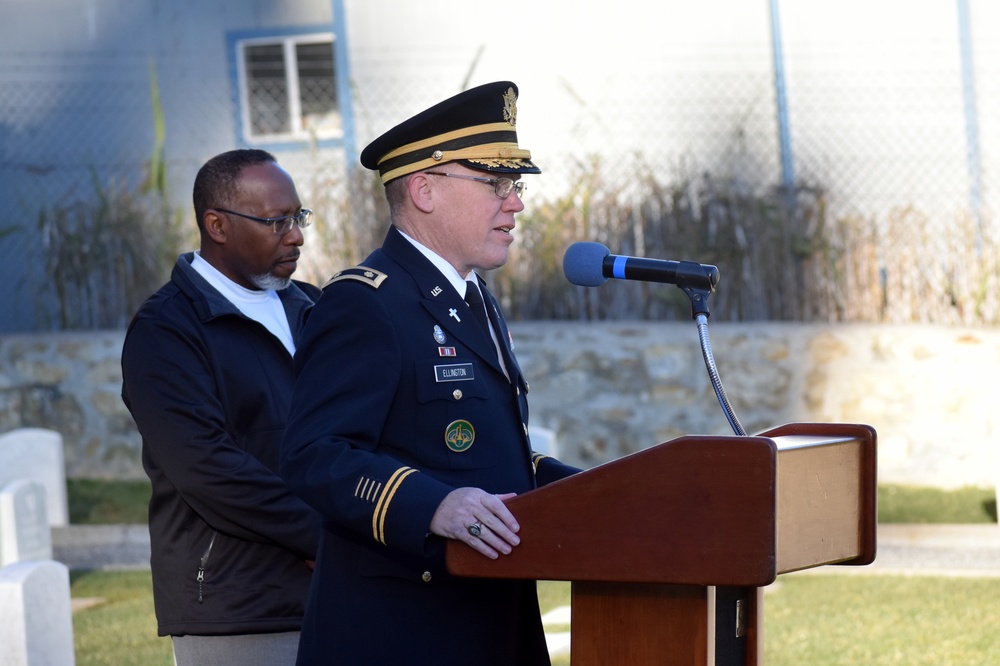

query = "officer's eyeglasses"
[
  {"left": 215, "top": 208, "right": 313, "bottom": 235},
  {"left": 425, "top": 172, "right": 526, "bottom": 199}
]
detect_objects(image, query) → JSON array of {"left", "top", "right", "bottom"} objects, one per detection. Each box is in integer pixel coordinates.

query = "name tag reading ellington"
[{"left": 435, "top": 363, "right": 475, "bottom": 382}]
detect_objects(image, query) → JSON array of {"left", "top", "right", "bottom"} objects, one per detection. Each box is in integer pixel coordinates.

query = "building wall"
[
  {"left": 0, "top": 324, "right": 995, "bottom": 491},
  {"left": 341, "top": 0, "right": 999, "bottom": 221},
  {"left": 0, "top": 0, "right": 337, "bottom": 331},
  {"left": 1, "top": 0, "right": 997, "bottom": 334}
]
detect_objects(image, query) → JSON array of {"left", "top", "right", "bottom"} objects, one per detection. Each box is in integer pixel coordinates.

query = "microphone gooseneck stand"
[
  {"left": 696, "top": 313, "right": 745, "bottom": 437},
  {"left": 675, "top": 263, "right": 746, "bottom": 437},
  {"left": 568, "top": 253, "right": 754, "bottom": 663},
  {"left": 677, "top": 264, "right": 751, "bottom": 666}
]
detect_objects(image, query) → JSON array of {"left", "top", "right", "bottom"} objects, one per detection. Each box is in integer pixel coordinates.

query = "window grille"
[{"left": 238, "top": 34, "right": 339, "bottom": 143}]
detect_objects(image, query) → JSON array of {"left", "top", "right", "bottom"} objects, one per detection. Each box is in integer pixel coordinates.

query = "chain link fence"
[{"left": 1, "top": 7, "right": 997, "bottom": 330}]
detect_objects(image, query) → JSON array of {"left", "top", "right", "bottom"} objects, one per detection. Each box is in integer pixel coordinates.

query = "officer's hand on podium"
[{"left": 430, "top": 488, "right": 520, "bottom": 559}]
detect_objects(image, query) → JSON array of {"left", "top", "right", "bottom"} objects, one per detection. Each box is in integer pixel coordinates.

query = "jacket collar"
[
  {"left": 171, "top": 252, "right": 315, "bottom": 330},
  {"left": 381, "top": 228, "right": 519, "bottom": 380}
]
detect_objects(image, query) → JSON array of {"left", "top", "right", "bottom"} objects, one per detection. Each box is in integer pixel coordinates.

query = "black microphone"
[{"left": 563, "top": 242, "right": 720, "bottom": 289}]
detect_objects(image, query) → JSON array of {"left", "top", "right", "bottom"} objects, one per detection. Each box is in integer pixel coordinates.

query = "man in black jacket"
[{"left": 121, "top": 149, "right": 323, "bottom": 666}]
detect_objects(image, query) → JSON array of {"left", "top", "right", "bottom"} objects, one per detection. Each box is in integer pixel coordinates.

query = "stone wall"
[
  {"left": 0, "top": 333, "right": 137, "bottom": 478},
  {"left": 1, "top": 324, "right": 997, "bottom": 489}
]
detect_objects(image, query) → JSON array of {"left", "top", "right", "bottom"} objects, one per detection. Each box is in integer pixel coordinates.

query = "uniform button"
[
  {"left": 422, "top": 571, "right": 432, "bottom": 583},
  {"left": 516, "top": 386, "right": 520, "bottom": 396},
  {"left": 453, "top": 389, "right": 463, "bottom": 400},
  {"left": 523, "top": 423, "right": 528, "bottom": 436}
]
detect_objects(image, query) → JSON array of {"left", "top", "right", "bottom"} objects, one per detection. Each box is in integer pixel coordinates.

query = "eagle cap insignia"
[{"left": 502, "top": 87, "right": 517, "bottom": 127}]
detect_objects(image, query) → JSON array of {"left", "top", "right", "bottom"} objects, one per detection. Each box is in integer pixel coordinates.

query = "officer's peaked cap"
[{"left": 360, "top": 81, "right": 541, "bottom": 184}]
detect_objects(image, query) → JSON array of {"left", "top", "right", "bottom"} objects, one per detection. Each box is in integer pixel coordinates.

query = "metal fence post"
[
  {"left": 769, "top": 0, "right": 795, "bottom": 209},
  {"left": 957, "top": 0, "right": 983, "bottom": 251}
]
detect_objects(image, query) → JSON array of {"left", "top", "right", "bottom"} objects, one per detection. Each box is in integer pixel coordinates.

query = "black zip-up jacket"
[{"left": 121, "top": 253, "right": 323, "bottom": 636}]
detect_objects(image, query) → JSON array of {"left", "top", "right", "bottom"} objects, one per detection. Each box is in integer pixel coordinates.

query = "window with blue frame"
[{"left": 235, "top": 32, "right": 339, "bottom": 143}]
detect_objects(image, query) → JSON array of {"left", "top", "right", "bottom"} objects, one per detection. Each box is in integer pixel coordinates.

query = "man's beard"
[{"left": 250, "top": 272, "right": 291, "bottom": 291}]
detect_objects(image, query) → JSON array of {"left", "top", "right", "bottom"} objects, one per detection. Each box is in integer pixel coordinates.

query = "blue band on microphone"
[{"left": 613, "top": 255, "right": 627, "bottom": 279}]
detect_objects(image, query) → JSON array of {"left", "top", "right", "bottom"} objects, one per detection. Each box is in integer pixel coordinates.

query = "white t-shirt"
[{"left": 191, "top": 252, "right": 296, "bottom": 355}]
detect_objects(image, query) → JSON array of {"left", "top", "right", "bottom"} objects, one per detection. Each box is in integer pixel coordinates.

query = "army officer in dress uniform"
[{"left": 280, "top": 81, "right": 580, "bottom": 665}]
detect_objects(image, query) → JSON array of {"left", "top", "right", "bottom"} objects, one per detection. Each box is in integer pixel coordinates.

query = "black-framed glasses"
[
  {"left": 215, "top": 207, "right": 313, "bottom": 235},
  {"left": 425, "top": 172, "right": 526, "bottom": 199}
]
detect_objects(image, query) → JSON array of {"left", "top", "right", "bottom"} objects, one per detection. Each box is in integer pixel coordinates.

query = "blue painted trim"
[
  {"left": 769, "top": 0, "right": 795, "bottom": 199},
  {"left": 224, "top": 30, "right": 244, "bottom": 145},
  {"left": 957, "top": 0, "right": 982, "bottom": 239},
  {"left": 225, "top": 24, "right": 348, "bottom": 151},
  {"left": 331, "top": 0, "right": 358, "bottom": 170}
]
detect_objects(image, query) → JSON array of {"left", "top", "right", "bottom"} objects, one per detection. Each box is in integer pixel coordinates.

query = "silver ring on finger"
[{"left": 468, "top": 522, "right": 483, "bottom": 538}]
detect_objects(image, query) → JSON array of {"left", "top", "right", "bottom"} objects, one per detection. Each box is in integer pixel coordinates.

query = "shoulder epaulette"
[{"left": 323, "top": 266, "right": 388, "bottom": 290}]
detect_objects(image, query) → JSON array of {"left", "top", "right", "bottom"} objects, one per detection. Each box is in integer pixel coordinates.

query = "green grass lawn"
[
  {"left": 762, "top": 574, "right": 1000, "bottom": 665},
  {"left": 71, "top": 570, "right": 173, "bottom": 666},
  {"left": 878, "top": 483, "right": 996, "bottom": 523},
  {"left": 67, "top": 479, "right": 151, "bottom": 525},
  {"left": 72, "top": 572, "right": 1000, "bottom": 665},
  {"left": 66, "top": 480, "right": 998, "bottom": 526},
  {"left": 68, "top": 481, "right": 997, "bottom": 664},
  {"left": 539, "top": 575, "right": 1000, "bottom": 666}
]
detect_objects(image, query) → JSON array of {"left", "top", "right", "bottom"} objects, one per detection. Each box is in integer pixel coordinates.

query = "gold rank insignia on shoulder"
[{"left": 324, "top": 265, "right": 388, "bottom": 289}]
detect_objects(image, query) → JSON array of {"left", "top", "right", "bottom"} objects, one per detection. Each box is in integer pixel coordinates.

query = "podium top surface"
[{"left": 447, "top": 423, "right": 877, "bottom": 586}]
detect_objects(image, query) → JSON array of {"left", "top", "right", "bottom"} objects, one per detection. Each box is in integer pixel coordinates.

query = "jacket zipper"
[{"left": 196, "top": 531, "right": 218, "bottom": 604}]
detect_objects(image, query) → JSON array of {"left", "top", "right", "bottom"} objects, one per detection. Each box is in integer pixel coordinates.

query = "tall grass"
[
  {"left": 301, "top": 156, "right": 1000, "bottom": 325},
  {"left": 36, "top": 172, "right": 189, "bottom": 330},
  {"left": 38, "top": 136, "right": 1000, "bottom": 328},
  {"left": 35, "top": 58, "right": 191, "bottom": 331},
  {"left": 491, "top": 161, "right": 1000, "bottom": 324}
]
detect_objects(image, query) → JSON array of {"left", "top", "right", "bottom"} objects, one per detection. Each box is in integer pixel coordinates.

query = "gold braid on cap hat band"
[
  {"left": 376, "top": 122, "right": 533, "bottom": 184},
  {"left": 379, "top": 145, "right": 533, "bottom": 184}
]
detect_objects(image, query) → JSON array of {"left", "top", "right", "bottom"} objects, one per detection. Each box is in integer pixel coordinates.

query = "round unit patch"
[{"left": 444, "top": 420, "right": 476, "bottom": 452}]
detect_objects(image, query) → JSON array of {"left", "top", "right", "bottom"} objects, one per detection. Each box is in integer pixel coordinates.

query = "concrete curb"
[
  {"left": 51, "top": 523, "right": 1000, "bottom": 574},
  {"left": 52, "top": 524, "right": 151, "bottom": 570}
]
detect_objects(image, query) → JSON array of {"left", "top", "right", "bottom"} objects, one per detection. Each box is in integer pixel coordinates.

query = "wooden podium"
[{"left": 446, "top": 422, "right": 877, "bottom": 665}]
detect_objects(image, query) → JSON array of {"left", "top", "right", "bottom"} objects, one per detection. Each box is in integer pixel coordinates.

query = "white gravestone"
[
  {"left": 528, "top": 425, "right": 559, "bottom": 458},
  {"left": 0, "top": 560, "right": 76, "bottom": 666},
  {"left": 0, "top": 481, "right": 52, "bottom": 567},
  {"left": 0, "top": 429, "right": 69, "bottom": 527}
]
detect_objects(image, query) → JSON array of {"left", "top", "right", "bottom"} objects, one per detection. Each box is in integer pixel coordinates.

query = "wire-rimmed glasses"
[
  {"left": 215, "top": 207, "right": 313, "bottom": 235},
  {"left": 425, "top": 172, "right": 526, "bottom": 199}
]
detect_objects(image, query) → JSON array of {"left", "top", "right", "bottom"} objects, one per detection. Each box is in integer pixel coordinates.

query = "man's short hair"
[
  {"left": 192, "top": 149, "right": 276, "bottom": 230},
  {"left": 384, "top": 176, "right": 409, "bottom": 214}
]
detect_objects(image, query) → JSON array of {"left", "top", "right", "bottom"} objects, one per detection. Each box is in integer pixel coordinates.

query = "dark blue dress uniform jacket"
[{"left": 280, "top": 226, "right": 579, "bottom": 665}]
